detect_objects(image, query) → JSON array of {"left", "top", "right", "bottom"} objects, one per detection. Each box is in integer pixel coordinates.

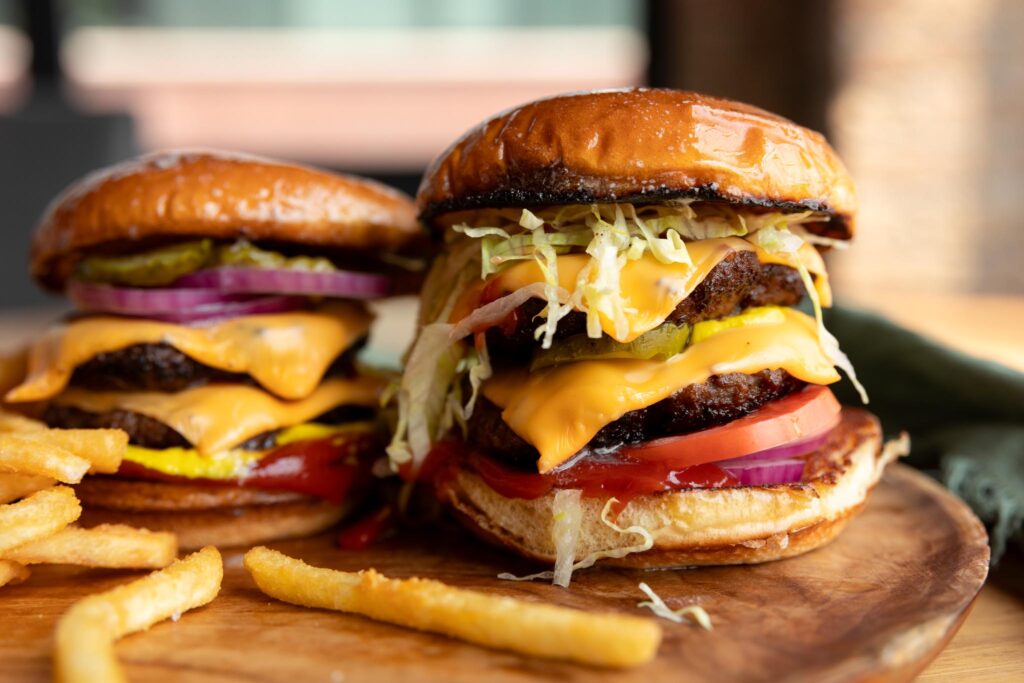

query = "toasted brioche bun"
[
  {"left": 417, "top": 88, "right": 855, "bottom": 239},
  {"left": 80, "top": 496, "right": 353, "bottom": 551},
  {"left": 439, "top": 409, "right": 892, "bottom": 568},
  {"left": 74, "top": 477, "right": 308, "bottom": 511},
  {"left": 76, "top": 477, "right": 355, "bottom": 550},
  {"left": 33, "top": 150, "right": 424, "bottom": 290}
]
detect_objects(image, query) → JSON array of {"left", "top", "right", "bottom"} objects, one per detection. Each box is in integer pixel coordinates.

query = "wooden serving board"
[{"left": 0, "top": 464, "right": 989, "bottom": 683}]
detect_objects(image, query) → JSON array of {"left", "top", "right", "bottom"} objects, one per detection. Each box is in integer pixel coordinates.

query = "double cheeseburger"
[
  {"left": 7, "top": 150, "right": 423, "bottom": 549},
  {"left": 390, "top": 89, "right": 899, "bottom": 581}
]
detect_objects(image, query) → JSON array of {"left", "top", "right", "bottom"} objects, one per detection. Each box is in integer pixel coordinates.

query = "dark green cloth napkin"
[{"left": 825, "top": 306, "right": 1024, "bottom": 562}]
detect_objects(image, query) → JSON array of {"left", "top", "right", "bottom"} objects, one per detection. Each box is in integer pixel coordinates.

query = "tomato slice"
[{"left": 619, "top": 385, "right": 841, "bottom": 468}]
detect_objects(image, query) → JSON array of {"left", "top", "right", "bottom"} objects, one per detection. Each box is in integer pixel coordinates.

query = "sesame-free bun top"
[
  {"left": 418, "top": 89, "right": 856, "bottom": 239},
  {"left": 32, "top": 150, "right": 423, "bottom": 290}
]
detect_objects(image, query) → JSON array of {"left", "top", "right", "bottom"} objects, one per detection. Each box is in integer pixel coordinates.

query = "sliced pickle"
[
  {"left": 690, "top": 306, "right": 786, "bottom": 345},
  {"left": 216, "top": 239, "right": 336, "bottom": 272},
  {"left": 530, "top": 323, "right": 691, "bottom": 371},
  {"left": 76, "top": 239, "right": 214, "bottom": 286}
]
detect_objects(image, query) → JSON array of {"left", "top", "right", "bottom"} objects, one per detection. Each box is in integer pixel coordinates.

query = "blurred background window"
[
  {"left": 59, "top": 0, "right": 647, "bottom": 175},
  {"left": 0, "top": 2, "right": 29, "bottom": 113},
  {"left": 1, "top": 0, "right": 1022, "bottom": 314}
]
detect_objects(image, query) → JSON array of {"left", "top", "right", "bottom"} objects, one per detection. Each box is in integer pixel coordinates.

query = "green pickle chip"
[
  {"left": 76, "top": 239, "right": 214, "bottom": 287},
  {"left": 75, "top": 238, "right": 339, "bottom": 287},
  {"left": 528, "top": 305, "right": 790, "bottom": 371},
  {"left": 530, "top": 323, "right": 691, "bottom": 371}
]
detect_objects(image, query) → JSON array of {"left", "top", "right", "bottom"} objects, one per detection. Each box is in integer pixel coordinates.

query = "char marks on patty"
[{"left": 467, "top": 369, "right": 804, "bottom": 470}]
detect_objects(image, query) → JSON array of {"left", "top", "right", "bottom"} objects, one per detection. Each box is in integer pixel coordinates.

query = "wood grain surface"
[{"left": 0, "top": 464, "right": 988, "bottom": 683}]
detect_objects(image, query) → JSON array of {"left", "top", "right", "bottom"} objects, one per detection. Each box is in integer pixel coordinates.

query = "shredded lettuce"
[
  {"left": 637, "top": 582, "right": 712, "bottom": 630},
  {"left": 461, "top": 340, "right": 492, "bottom": 421},
  {"left": 791, "top": 224, "right": 850, "bottom": 250},
  {"left": 624, "top": 205, "right": 692, "bottom": 266},
  {"left": 389, "top": 283, "right": 564, "bottom": 472},
  {"left": 551, "top": 489, "right": 585, "bottom": 587},
  {"left": 821, "top": 326, "right": 870, "bottom": 404},
  {"left": 498, "top": 496, "right": 654, "bottom": 586},
  {"left": 386, "top": 323, "right": 462, "bottom": 467},
  {"left": 577, "top": 205, "right": 634, "bottom": 340},
  {"left": 451, "top": 203, "right": 832, "bottom": 347},
  {"left": 391, "top": 202, "right": 862, "bottom": 473},
  {"left": 749, "top": 225, "right": 869, "bottom": 404},
  {"left": 523, "top": 210, "right": 575, "bottom": 349}
]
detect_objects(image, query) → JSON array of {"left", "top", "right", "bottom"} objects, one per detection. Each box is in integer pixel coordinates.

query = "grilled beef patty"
[
  {"left": 69, "top": 337, "right": 366, "bottom": 392},
  {"left": 485, "top": 252, "right": 804, "bottom": 364},
  {"left": 42, "top": 403, "right": 375, "bottom": 451},
  {"left": 466, "top": 369, "right": 804, "bottom": 470}
]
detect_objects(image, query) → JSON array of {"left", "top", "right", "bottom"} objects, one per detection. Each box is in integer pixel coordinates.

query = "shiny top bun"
[
  {"left": 32, "top": 150, "right": 423, "bottom": 290},
  {"left": 417, "top": 89, "right": 856, "bottom": 239}
]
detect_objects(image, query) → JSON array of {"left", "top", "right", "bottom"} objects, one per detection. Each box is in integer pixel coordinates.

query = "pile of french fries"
[
  {"left": 0, "top": 401, "right": 670, "bottom": 672},
  {"left": 0, "top": 409, "right": 178, "bottom": 587}
]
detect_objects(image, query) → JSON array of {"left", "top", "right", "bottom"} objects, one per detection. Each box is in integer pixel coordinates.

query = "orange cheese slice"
[
  {"left": 485, "top": 238, "right": 754, "bottom": 342},
  {"left": 52, "top": 376, "right": 383, "bottom": 455},
  {"left": 476, "top": 237, "right": 831, "bottom": 342},
  {"left": 5, "top": 302, "right": 371, "bottom": 403},
  {"left": 482, "top": 308, "right": 839, "bottom": 473}
]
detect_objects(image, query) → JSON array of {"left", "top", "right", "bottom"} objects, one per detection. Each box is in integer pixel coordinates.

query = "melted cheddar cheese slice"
[
  {"left": 476, "top": 238, "right": 831, "bottom": 343},
  {"left": 52, "top": 376, "right": 383, "bottom": 455},
  {"left": 482, "top": 308, "right": 840, "bottom": 473},
  {"left": 5, "top": 302, "right": 371, "bottom": 403},
  {"left": 484, "top": 238, "right": 752, "bottom": 343}
]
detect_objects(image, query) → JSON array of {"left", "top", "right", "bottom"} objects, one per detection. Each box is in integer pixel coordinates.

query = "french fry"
[
  {"left": 0, "top": 558, "right": 29, "bottom": 587},
  {"left": 0, "top": 434, "right": 90, "bottom": 483},
  {"left": 55, "top": 546, "right": 223, "bottom": 683},
  {"left": 4, "top": 524, "right": 177, "bottom": 569},
  {"left": 0, "top": 408, "right": 46, "bottom": 433},
  {"left": 0, "top": 486, "right": 80, "bottom": 553},
  {"left": 0, "top": 349, "right": 27, "bottom": 397},
  {"left": 13, "top": 429, "right": 127, "bottom": 474},
  {"left": 0, "top": 473, "right": 55, "bottom": 504},
  {"left": 244, "top": 546, "right": 662, "bottom": 669}
]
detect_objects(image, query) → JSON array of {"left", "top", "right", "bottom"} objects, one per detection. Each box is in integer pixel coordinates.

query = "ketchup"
[
  {"left": 336, "top": 506, "right": 395, "bottom": 550},
  {"left": 424, "top": 440, "right": 740, "bottom": 504},
  {"left": 116, "top": 431, "right": 379, "bottom": 504}
]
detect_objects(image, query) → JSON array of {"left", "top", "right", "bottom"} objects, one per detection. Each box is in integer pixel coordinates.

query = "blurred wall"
[
  {"left": 651, "top": 0, "right": 1024, "bottom": 297},
  {"left": 829, "top": 0, "right": 1024, "bottom": 295}
]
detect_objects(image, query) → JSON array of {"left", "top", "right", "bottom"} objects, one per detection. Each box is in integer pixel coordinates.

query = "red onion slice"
[
  {"left": 721, "top": 430, "right": 832, "bottom": 463},
  {"left": 719, "top": 459, "right": 805, "bottom": 486},
  {"left": 710, "top": 430, "right": 833, "bottom": 486},
  {"left": 176, "top": 267, "right": 391, "bottom": 299},
  {"left": 147, "top": 295, "right": 308, "bottom": 324},
  {"left": 69, "top": 280, "right": 251, "bottom": 316}
]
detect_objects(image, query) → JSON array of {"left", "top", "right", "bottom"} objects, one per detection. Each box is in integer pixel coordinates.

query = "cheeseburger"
[
  {"left": 389, "top": 89, "right": 899, "bottom": 584},
  {"left": 7, "top": 150, "right": 423, "bottom": 549}
]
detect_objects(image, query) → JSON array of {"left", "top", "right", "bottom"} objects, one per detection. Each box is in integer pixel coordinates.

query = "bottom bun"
[
  {"left": 76, "top": 477, "right": 357, "bottom": 549},
  {"left": 75, "top": 477, "right": 307, "bottom": 511},
  {"left": 439, "top": 408, "right": 897, "bottom": 568}
]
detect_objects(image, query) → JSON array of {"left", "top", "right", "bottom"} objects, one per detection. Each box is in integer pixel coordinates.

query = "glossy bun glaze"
[
  {"left": 33, "top": 150, "right": 423, "bottom": 290},
  {"left": 439, "top": 411, "right": 889, "bottom": 568},
  {"left": 418, "top": 88, "right": 855, "bottom": 239}
]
